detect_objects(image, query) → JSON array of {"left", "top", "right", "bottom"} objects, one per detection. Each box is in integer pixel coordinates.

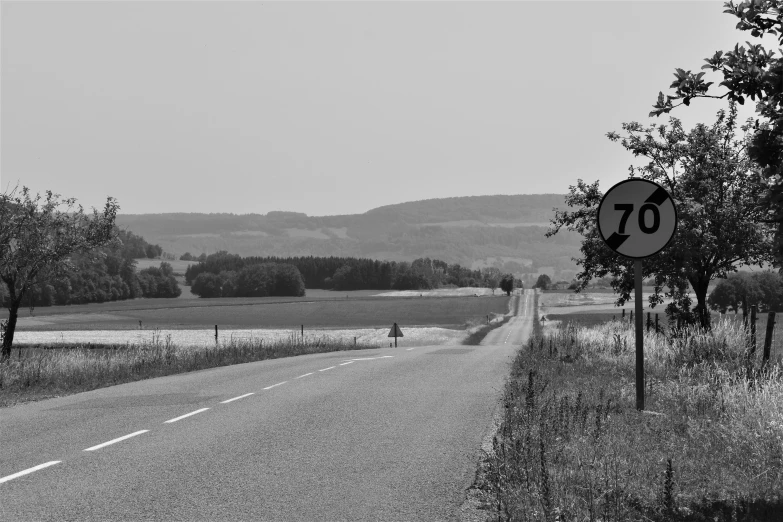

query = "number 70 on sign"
[{"left": 597, "top": 179, "right": 678, "bottom": 259}]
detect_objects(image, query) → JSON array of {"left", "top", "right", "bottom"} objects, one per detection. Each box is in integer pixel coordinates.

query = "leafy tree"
[
  {"left": 650, "top": 0, "right": 783, "bottom": 263},
  {"left": 180, "top": 252, "right": 194, "bottom": 261},
  {"left": 533, "top": 274, "right": 552, "bottom": 290},
  {"left": 549, "top": 103, "right": 773, "bottom": 328},
  {"left": 191, "top": 272, "right": 223, "bottom": 298},
  {"left": 482, "top": 267, "right": 502, "bottom": 294},
  {"left": 0, "top": 187, "right": 118, "bottom": 359},
  {"left": 709, "top": 271, "right": 783, "bottom": 313},
  {"left": 499, "top": 273, "right": 515, "bottom": 296}
]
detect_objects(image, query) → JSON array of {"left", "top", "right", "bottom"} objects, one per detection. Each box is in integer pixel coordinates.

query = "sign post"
[
  {"left": 388, "top": 322, "right": 404, "bottom": 347},
  {"left": 597, "top": 179, "right": 677, "bottom": 411}
]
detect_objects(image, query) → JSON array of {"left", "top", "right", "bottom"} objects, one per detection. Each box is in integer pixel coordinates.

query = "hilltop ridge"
[{"left": 116, "top": 194, "right": 582, "bottom": 281}]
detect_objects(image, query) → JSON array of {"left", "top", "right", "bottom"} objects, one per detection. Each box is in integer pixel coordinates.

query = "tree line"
[
  {"left": 184, "top": 252, "right": 521, "bottom": 295},
  {"left": 0, "top": 228, "right": 179, "bottom": 308}
]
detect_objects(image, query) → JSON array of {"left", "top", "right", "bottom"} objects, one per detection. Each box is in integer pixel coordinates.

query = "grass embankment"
[
  {"left": 477, "top": 311, "right": 783, "bottom": 521},
  {"left": 0, "top": 334, "right": 376, "bottom": 408}
]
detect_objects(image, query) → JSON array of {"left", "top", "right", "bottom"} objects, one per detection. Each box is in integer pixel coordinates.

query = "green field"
[{"left": 12, "top": 295, "right": 512, "bottom": 331}]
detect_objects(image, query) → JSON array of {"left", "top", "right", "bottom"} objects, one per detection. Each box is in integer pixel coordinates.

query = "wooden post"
[
  {"left": 622, "top": 308, "right": 625, "bottom": 320},
  {"left": 301, "top": 324, "right": 304, "bottom": 339},
  {"left": 215, "top": 325, "right": 218, "bottom": 344},
  {"left": 354, "top": 336, "right": 357, "bottom": 347},
  {"left": 750, "top": 305, "right": 758, "bottom": 357},
  {"left": 763, "top": 311, "right": 775, "bottom": 366},
  {"left": 630, "top": 309, "right": 634, "bottom": 323},
  {"left": 139, "top": 320, "right": 143, "bottom": 330},
  {"left": 646, "top": 312, "right": 651, "bottom": 333},
  {"left": 655, "top": 314, "right": 659, "bottom": 334}
]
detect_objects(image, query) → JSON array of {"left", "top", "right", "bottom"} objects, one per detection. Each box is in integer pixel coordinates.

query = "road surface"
[
  {"left": 1, "top": 292, "right": 535, "bottom": 521},
  {"left": 481, "top": 289, "right": 534, "bottom": 346}
]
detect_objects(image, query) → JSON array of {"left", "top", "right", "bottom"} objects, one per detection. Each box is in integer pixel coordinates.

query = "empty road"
[{"left": 1, "top": 292, "right": 534, "bottom": 521}]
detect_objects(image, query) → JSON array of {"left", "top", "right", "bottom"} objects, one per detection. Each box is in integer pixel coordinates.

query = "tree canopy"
[
  {"left": 0, "top": 187, "right": 119, "bottom": 359},
  {"left": 650, "top": 0, "right": 783, "bottom": 263},
  {"left": 548, "top": 102, "right": 774, "bottom": 328}
]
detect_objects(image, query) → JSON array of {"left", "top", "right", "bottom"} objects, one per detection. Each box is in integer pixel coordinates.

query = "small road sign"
[
  {"left": 597, "top": 179, "right": 677, "bottom": 259},
  {"left": 388, "top": 323, "right": 403, "bottom": 348},
  {"left": 388, "top": 323, "right": 403, "bottom": 338}
]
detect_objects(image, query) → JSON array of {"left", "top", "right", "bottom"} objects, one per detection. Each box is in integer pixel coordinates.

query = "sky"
[{"left": 1, "top": 1, "right": 778, "bottom": 217}]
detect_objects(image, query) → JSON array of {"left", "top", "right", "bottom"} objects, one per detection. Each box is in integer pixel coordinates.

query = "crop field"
[{"left": 12, "top": 295, "right": 511, "bottom": 332}]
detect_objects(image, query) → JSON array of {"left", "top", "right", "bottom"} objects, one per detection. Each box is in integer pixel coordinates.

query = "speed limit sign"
[{"left": 597, "top": 179, "right": 677, "bottom": 259}]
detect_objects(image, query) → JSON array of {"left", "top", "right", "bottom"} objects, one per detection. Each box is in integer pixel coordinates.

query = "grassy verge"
[
  {"left": 476, "top": 315, "right": 783, "bottom": 521},
  {"left": 0, "top": 334, "right": 378, "bottom": 408}
]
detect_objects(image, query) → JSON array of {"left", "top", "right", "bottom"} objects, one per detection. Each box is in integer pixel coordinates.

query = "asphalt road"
[
  {"left": 481, "top": 289, "right": 534, "bottom": 346},
  {"left": 1, "top": 293, "right": 534, "bottom": 521}
]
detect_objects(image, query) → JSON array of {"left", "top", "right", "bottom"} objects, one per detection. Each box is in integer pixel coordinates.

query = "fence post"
[
  {"left": 655, "top": 314, "right": 659, "bottom": 334},
  {"left": 215, "top": 325, "right": 218, "bottom": 344},
  {"left": 354, "top": 336, "right": 357, "bottom": 347},
  {"left": 301, "top": 324, "right": 304, "bottom": 339},
  {"left": 750, "top": 305, "right": 758, "bottom": 357},
  {"left": 763, "top": 311, "right": 775, "bottom": 366},
  {"left": 630, "top": 310, "right": 634, "bottom": 323},
  {"left": 646, "top": 312, "right": 651, "bottom": 333},
  {"left": 622, "top": 309, "right": 625, "bottom": 320}
]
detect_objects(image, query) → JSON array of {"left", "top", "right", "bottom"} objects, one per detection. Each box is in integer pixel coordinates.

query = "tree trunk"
[
  {"left": 1, "top": 303, "right": 19, "bottom": 361},
  {"left": 693, "top": 278, "right": 711, "bottom": 330}
]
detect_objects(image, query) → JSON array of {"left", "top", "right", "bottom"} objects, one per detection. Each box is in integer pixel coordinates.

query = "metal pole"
[{"left": 635, "top": 259, "right": 644, "bottom": 411}]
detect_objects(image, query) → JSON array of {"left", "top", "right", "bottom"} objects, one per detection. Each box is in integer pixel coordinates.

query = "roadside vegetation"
[
  {"left": 0, "top": 333, "right": 379, "bottom": 408},
  {"left": 476, "top": 304, "right": 783, "bottom": 521}
]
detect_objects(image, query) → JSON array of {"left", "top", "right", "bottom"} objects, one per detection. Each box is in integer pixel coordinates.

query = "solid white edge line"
[
  {"left": 0, "top": 461, "right": 61, "bottom": 484},
  {"left": 220, "top": 393, "right": 255, "bottom": 404},
  {"left": 338, "top": 361, "right": 354, "bottom": 365},
  {"left": 318, "top": 366, "right": 336, "bottom": 372},
  {"left": 263, "top": 381, "right": 287, "bottom": 390},
  {"left": 84, "top": 430, "right": 149, "bottom": 451},
  {"left": 164, "top": 408, "right": 210, "bottom": 424},
  {"left": 295, "top": 373, "right": 313, "bottom": 379},
  {"left": 405, "top": 347, "right": 415, "bottom": 351}
]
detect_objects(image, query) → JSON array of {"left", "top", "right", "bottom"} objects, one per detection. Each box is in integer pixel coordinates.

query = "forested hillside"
[{"left": 115, "top": 194, "right": 583, "bottom": 280}]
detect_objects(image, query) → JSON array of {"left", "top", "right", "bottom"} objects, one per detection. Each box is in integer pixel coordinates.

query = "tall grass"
[
  {"left": 0, "top": 332, "right": 379, "bottom": 407},
  {"left": 480, "top": 316, "right": 783, "bottom": 521}
]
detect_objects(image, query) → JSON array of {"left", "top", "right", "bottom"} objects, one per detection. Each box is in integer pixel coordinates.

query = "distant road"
[
  {"left": 481, "top": 288, "right": 535, "bottom": 346},
  {"left": 1, "top": 298, "right": 535, "bottom": 521}
]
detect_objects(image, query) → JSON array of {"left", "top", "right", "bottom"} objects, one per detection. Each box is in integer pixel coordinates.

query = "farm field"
[{"left": 12, "top": 295, "right": 512, "bottom": 332}]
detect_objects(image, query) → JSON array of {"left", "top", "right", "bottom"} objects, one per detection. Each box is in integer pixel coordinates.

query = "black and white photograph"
[{"left": 2, "top": 1, "right": 783, "bottom": 520}]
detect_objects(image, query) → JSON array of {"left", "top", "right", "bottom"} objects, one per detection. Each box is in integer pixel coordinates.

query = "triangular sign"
[{"left": 387, "top": 323, "right": 403, "bottom": 337}]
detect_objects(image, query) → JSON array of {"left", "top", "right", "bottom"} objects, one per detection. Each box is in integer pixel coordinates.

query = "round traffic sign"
[{"left": 597, "top": 179, "right": 677, "bottom": 259}]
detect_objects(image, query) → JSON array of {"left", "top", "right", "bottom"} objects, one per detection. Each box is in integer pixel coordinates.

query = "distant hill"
[{"left": 116, "top": 194, "right": 583, "bottom": 281}]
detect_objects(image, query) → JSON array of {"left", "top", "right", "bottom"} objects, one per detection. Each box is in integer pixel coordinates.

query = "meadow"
[
  {"left": 13, "top": 294, "right": 511, "bottom": 332},
  {"left": 474, "top": 293, "right": 783, "bottom": 522}
]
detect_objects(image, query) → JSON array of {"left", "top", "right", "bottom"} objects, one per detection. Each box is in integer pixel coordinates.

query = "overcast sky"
[{"left": 1, "top": 1, "right": 775, "bottom": 216}]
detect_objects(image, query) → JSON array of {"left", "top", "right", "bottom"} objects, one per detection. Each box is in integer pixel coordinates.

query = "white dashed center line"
[
  {"left": 164, "top": 408, "right": 210, "bottom": 424},
  {"left": 263, "top": 381, "right": 287, "bottom": 390},
  {"left": 319, "top": 366, "right": 336, "bottom": 372},
  {"left": 295, "top": 373, "right": 313, "bottom": 379},
  {"left": 338, "top": 361, "right": 353, "bottom": 366},
  {"left": 220, "top": 393, "right": 254, "bottom": 404},
  {"left": 0, "top": 461, "right": 61, "bottom": 484},
  {"left": 84, "top": 430, "right": 149, "bottom": 451}
]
